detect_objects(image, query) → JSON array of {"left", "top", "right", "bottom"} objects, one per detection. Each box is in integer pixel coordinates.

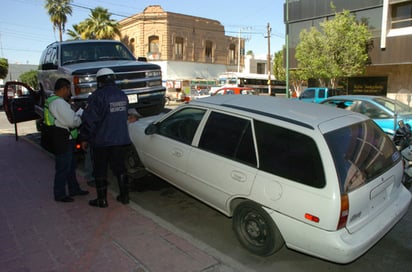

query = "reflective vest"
[{"left": 44, "top": 96, "right": 78, "bottom": 139}]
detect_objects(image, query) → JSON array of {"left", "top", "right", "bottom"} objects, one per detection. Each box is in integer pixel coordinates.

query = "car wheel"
[
  {"left": 125, "top": 145, "right": 147, "bottom": 180},
  {"left": 36, "top": 119, "right": 43, "bottom": 132},
  {"left": 233, "top": 201, "right": 284, "bottom": 256}
]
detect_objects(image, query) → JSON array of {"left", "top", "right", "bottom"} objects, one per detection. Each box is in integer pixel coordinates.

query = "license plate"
[{"left": 128, "top": 94, "right": 138, "bottom": 104}]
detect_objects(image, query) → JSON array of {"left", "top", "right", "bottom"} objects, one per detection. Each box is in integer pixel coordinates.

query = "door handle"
[
  {"left": 231, "top": 170, "right": 247, "bottom": 182},
  {"left": 171, "top": 148, "right": 183, "bottom": 158}
]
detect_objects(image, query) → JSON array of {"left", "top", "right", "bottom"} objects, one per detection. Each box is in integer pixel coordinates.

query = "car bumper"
[{"left": 265, "top": 186, "right": 411, "bottom": 264}]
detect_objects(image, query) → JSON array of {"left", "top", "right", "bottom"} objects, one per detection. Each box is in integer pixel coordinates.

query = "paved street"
[
  {"left": 1, "top": 110, "right": 411, "bottom": 271},
  {"left": 0, "top": 111, "right": 245, "bottom": 272}
]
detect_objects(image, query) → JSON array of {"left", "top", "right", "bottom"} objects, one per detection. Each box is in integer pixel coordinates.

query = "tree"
[
  {"left": 67, "top": 23, "right": 87, "bottom": 40},
  {"left": 0, "top": 58, "right": 8, "bottom": 79},
  {"left": 76, "top": 7, "right": 121, "bottom": 40},
  {"left": 295, "top": 8, "right": 372, "bottom": 88},
  {"left": 44, "top": 0, "right": 73, "bottom": 42},
  {"left": 273, "top": 48, "right": 286, "bottom": 81},
  {"left": 19, "top": 70, "right": 38, "bottom": 89}
]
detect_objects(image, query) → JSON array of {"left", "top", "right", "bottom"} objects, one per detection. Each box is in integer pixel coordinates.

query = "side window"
[
  {"left": 254, "top": 120, "right": 325, "bottom": 188},
  {"left": 301, "top": 89, "right": 315, "bottom": 99},
  {"left": 356, "top": 101, "right": 390, "bottom": 119},
  {"left": 199, "top": 112, "right": 257, "bottom": 166},
  {"left": 157, "top": 107, "right": 205, "bottom": 144},
  {"left": 41, "top": 46, "right": 58, "bottom": 70},
  {"left": 319, "top": 89, "right": 326, "bottom": 98}
]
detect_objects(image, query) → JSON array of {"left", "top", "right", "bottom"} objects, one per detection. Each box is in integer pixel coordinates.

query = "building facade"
[
  {"left": 286, "top": 0, "right": 412, "bottom": 100},
  {"left": 119, "top": 5, "right": 249, "bottom": 92}
]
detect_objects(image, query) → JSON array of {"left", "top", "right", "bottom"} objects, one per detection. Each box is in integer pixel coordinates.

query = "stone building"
[{"left": 119, "top": 5, "right": 246, "bottom": 93}]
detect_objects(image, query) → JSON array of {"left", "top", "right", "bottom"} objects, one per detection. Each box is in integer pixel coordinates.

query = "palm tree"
[
  {"left": 82, "top": 7, "right": 121, "bottom": 40},
  {"left": 44, "top": 0, "right": 73, "bottom": 42},
  {"left": 67, "top": 23, "right": 87, "bottom": 40}
]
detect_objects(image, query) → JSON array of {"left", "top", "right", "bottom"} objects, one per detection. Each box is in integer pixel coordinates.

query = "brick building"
[{"left": 119, "top": 5, "right": 246, "bottom": 93}]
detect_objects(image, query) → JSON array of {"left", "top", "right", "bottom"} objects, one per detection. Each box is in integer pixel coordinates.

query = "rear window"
[
  {"left": 254, "top": 120, "right": 325, "bottom": 188},
  {"left": 324, "top": 119, "right": 400, "bottom": 193},
  {"left": 328, "top": 89, "right": 345, "bottom": 96}
]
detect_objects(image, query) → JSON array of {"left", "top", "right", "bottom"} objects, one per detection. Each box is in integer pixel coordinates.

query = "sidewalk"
[{"left": 0, "top": 134, "right": 238, "bottom": 272}]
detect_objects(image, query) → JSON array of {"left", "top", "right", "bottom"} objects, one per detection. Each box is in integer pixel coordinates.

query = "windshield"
[
  {"left": 374, "top": 97, "right": 412, "bottom": 114},
  {"left": 61, "top": 42, "right": 136, "bottom": 65},
  {"left": 324, "top": 119, "right": 400, "bottom": 193}
]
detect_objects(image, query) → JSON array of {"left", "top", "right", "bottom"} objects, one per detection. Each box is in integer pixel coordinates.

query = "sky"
[{"left": 1, "top": 0, "right": 286, "bottom": 65}]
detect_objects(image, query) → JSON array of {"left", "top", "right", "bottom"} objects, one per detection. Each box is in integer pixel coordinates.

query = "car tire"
[
  {"left": 125, "top": 145, "right": 147, "bottom": 180},
  {"left": 233, "top": 201, "right": 284, "bottom": 256}
]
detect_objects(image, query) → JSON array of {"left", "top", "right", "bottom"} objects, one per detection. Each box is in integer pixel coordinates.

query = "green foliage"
[
  {"left": 67, "top": 7, "right": 120, "bottom": 40},
  {"left": 273, "top": 49, "right": 286, "bottom": 81},
  {"left": 44, "top": 0, "right": 73, "bottom": 42},
  {"left": 0, "top": 58, "right": 8, "bottom": 79},
  {"left": 19, "top": 70, "right": 38, "bottom": 89},
  {"left": 295, "top": 9, "right": 372, "bottom": 87}
]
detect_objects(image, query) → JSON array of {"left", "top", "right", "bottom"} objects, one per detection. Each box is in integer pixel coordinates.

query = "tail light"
[
  {"left": 337, "top": 194, "right": 349, "bottom": 229},
  {"left": 75, "top": 143, "right": 82, "bottom": 151}
]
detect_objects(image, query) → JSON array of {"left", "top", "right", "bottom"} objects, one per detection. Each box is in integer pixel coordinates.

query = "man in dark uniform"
[{"left": 79, "top": 68, "right": 131, "bottom": 208}]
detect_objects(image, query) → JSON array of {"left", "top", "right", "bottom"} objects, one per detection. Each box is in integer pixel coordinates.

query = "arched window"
[
  {"left": 229, "top": 44, "right": 236, "bottom": 64},
  {"left": 149, "top": 36, "right": 159, "bottom": 53},
  {"left": 175, "top": 37, "right": 184, "bottom": 59},
  {"left": 205, "top": 40, "right": 213, "bottom": 61}
]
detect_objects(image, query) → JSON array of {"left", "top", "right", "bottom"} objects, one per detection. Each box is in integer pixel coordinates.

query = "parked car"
[
  {"left": 189, "top": 88, "right": 210, "bottom": 100},
  {"left": 320, "top": 95, "right": 412, "bottom": 135},
  {"left": 128, "top": 95, "right": 411, "bottom": 264},
  {"left": 37, "top": 39, "right": 166, "bottom": 118},
  {"left": 298, "top": 87, "right": 346, "bottom": 103},
  {"left": 2, "top": 81, "right": 40, "bottom": 124},
  {"left": 210, "top": 86, "right": 256, "bottom": 96}
]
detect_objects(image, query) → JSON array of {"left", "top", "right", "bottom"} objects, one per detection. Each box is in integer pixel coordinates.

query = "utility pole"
[
  {"left": 266, "top": 23, "right": 272, "bottom": 95},
  {"left": 285, "top": 0, "right": 290, "bottom": 98}
]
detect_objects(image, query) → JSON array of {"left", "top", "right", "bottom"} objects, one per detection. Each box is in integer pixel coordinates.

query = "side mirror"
[{"left": 145, "top": 123, "right": 158, "bottom": 135}]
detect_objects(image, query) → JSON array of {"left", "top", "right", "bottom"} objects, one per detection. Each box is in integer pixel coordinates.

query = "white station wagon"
[{"left": 128, "top": 95, "right": 411, "bottom": 263}]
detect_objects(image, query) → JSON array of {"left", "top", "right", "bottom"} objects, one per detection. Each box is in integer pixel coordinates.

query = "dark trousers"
[
  {"left": 54, "top": 140, "right": 81, "bottom": 199},
  {"left": 92, "top": 145, "right": 127, "bottom": 181}
]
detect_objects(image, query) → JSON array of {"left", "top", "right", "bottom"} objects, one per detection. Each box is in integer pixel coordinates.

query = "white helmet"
[
  {"left": 96, "top": 68, "right": 114, "bottom": 78},
  {"left": 96, "top": 68, "right": 115, "bottom": 87}
]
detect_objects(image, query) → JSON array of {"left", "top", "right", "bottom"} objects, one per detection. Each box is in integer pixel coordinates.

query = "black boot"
[
  {"left": 89, "top": 179, "right": 108, "bottom": 208},
  {"left": 116, "top": 174, "right": 129, "bottom": 204}
]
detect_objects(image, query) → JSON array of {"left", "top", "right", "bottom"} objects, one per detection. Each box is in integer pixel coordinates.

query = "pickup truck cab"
[
  {"left": 298, "top": 87, "right": 345, "bottom": 103},
  {"left": 37, "top": 40, "right": 166, "bottom": 117}
]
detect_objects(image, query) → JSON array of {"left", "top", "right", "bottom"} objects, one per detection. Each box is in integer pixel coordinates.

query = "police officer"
[{"left": 79, "top": 68, "right": 131, "bottom": 208}]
